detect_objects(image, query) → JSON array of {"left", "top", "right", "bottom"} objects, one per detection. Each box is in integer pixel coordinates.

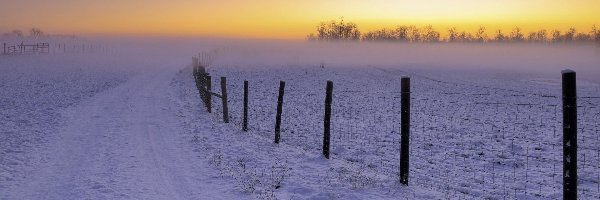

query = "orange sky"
[{"left": 0, "top": 0, "right": 598, "bottom": 39}]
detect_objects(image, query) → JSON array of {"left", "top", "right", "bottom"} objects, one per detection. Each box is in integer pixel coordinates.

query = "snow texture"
[{"left": 1, "top": 41, "right": 599, "bottom": 199}]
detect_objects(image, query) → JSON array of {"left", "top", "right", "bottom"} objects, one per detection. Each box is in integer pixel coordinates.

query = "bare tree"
[
  {"left": 509, "top": 27, "right": 524, "bottom": 42},
  {"left": 494, "top": 30, "right": 507, "bottom": 42},
  {"left": 11, "top": 30, "right": 24, "bottom": 38},
  {"left": 527, "top": 32, "right": 537, "bottom": 42},
  {"left": 536, "top": 29, "right": 548, "bottom": 42},
  {"left": 527, "top": 29, "right": 547, "bottom": 42},
  {"left": 422, "top": 25, "right": 440, "bottom": 42},
  {"left": 312, "top": 17, "right": 361, "bottom": 41},
  {"left": 551, "top": 30, "right": 562, "bottom": 42},
  {"left": 396, "top": 26, "right": 409, "bottom": 41},
  {"left": 563, "top": 28, "right": 576, "bottom": 42},
  {"left": 29, "top": 28, "right": 44, "bottom": 39},
  {"left": 447, "top": 27, "right": 458, "bottom": 42},
  {"left": 407, "top": 25, "right": 421, "bottom": 42},
  {"left": 592, "top": 25, "right": 600, "bottom": 42},
  {"left": 457, "top": 31, "right": 473, "bottom": 42},
  {"left": 362, "top": 28, "right": 397, "bottom": 41},
  {"left": 575, "top": 32, "right": 591, "bottom": 41},
  {"left": 475, "top": 26, "right": 487, "bottom": 42}
]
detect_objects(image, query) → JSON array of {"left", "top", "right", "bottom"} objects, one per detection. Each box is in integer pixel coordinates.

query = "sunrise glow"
[{"left": 0, "top": 0, "right": 598, "bottom": 39}]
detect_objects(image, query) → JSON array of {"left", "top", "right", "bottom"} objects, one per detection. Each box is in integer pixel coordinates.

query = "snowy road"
[{"left": 5, "top": 65, "right": 239, "bottom": 200}]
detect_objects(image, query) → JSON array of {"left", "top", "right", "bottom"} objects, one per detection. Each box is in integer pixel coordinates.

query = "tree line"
[
  {"left": 307, "top": 18, "right": 600, "bottom": 43},
  {"left": 1, "top": 28, "right": 77, "bottom": 40}
]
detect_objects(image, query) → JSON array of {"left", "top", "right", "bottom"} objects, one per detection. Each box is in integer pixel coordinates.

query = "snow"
[
  {"left": 0, "top": 53, "right": 247, "bottom": 199},
  {"left": 1, "top": 40, "right": 599, "bottom": 199},
  {"left": 0, "top": 54, "right": 131, "bottom": 192},
  {"left": 174, "top": 67, "right": 443, "bottom": 199},
  {"left": 202, "top": 60, "right": 599, "bottom": 199}
]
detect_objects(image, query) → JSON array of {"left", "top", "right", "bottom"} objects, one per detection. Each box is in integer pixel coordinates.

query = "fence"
[
  {"left": 2, "top": 41, "right": 115, "bottom": 56},
  {"left": 191, "top": 56, "right": 599, "bottom": 199},
  {"left": 2, "top": 42, "right": 49, "bottom": 55}
]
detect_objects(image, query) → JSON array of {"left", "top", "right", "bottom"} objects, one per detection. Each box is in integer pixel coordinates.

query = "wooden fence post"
[
  {"left": 221, "top": 77, "right": 229, "bottom": 123},
  {"left": 400, "top": 76, "right": 411, "bottom": 185},
  {"left": 192, "top": 57, "right": 202, "bottom": 84},
  {"left": 323, "top": 81, "right": 333, "bottom": 159},
  {"left": 243, "top": 80, "right": 249, "bottom": 131},
  {"left": 562, "top": 69, "right": 577, "bottom": 199},
  {"left": 197, "top": 65, "right": 207, "bottom": 106},
  {"left": 199, "top": 65, "right": 206, "bottom": 75},
  {"left": 194, "top": 63, "right": 206, "bottom": 110},
  {"left": 194, "top": 72, "right": 200, "bottom": 93},
  {"left": 192, "top": 57, "right": 198, "bottom": 76},
  {"left": 206, "top": 75, "right": 212, "bottom": 113},
  {"left": 274, "top": 81, "right": 285, "bottom": 144}
]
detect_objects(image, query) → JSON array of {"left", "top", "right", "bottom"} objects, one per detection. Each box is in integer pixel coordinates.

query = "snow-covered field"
[
  {"left": 1, "top": 41, "right": 599, "bottom": 199},
  {"left": 0, "top": 54, "right": 130, "bottom": 189},
  {"left": 174, "top": 67, "right": 443, "bottom": 199},
  {"left": 0, "top": 51, "right": 251, "bottom": 199},
  {"left": 200, "top": 48, "right": 600, "bottom": 199}
]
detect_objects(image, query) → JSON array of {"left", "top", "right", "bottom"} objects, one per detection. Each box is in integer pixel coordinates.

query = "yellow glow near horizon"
[{"left": 0, "top": 0, "right": 598, "bottom": 39}]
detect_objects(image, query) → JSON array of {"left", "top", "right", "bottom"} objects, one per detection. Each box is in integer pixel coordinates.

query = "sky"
[{"left": 0, "top": 0, "right": 599, "bottom": 39}]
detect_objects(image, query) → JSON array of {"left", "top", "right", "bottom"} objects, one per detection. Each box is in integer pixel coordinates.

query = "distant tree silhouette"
[
  {"left": 592, "top": 25, "right": 600, "bottom": 42},
  {"left": 575, "top": 32, "right": 591, "bottom": 41},
  {"left": 564, "top": 28, "right": 577, "bottom": 42},
  {"left": 422, "top": 25, "right": 440, "bottom": 42},
  {"left": 2, "top": 30, "right": 25, "bottom": 38},
  {"left": 447, "top": 27, "right": 458, "bottom": 42},
  {"left": 308, "top": 17, "right": 360, "bottom": 41},
  {"left": 308, "top": 20, "right": 598, "bottom": 44},
  {"left": 509, "top": 27, "right": 525, "bottom": 42},
  {"left": 361, "top": 25, "right": 439, "bottom": 42},
  {"left": 362, "top": 28, "right": 397, "bottom": 41},
  {"left": 406, "top": 25, "right": 421, "bottom": 42},
  {"left": 494, "top": 30, "right": 507, "bottom": 42},
  {"left": 29, "top": 28, "right": 44, "bottom": 39},
  {"left": 474, "top": 26, "right": 487, "bottom": 42},
  {"left": 551, "top": 30, "right": 563, "bottom": 42},
  {"left": 527, "top": 29, "right": 547, "bottom": 42},
  {"left": 396, "top": 26, "right": 409, "bottom": 41},
  {"left": 547, "top": 28, "right": 594, "bottom": 42},
  {"left": 457, "top": 31, "right": 473, "bottom": 42}
]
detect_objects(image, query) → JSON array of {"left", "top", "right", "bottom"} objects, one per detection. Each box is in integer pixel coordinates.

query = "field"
[
  {"left": 0, "top": 54, "right": 131, "bottom": 188},
  {"left": 1, "top": 41, "right": 599, "bottom": 199},
  {"left": 198, "top": 63, "right": 600, "bottom": 199}
]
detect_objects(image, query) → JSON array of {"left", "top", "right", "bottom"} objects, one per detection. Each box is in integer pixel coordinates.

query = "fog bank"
[
  {"left": 198, "top": 40, "right": 600, "bottom": 83},
  {"left": 7, "top": 37, "right": 598, "bottom": 83}
]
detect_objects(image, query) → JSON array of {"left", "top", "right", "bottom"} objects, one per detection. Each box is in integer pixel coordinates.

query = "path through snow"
[{"left": 5, "top": 65, "right": 241, "bottom": 200}]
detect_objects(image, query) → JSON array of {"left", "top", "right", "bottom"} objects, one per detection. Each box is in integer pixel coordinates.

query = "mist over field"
[
  {"left": 9, "top": 35, "right": 596, "bottom": 80},
  {"left": 99, "top": 37, "right": 600, "bottom": 83},
  {"left": 2, "top": 36, "right": 599, "bottom": 199}
]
